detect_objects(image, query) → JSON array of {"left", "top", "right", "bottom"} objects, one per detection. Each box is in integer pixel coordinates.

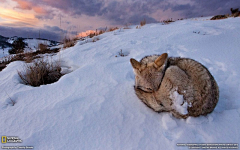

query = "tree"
[{"left": 8, "top": 38, "right": 26, "bottom": 54}]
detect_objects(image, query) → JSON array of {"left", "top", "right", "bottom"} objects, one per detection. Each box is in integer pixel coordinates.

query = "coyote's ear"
[
  {"left": 154, "top": 53, "right": 168, "bottom": 67},
  {"left": 130, "top": 58, "right": 141, "bottom": 70}
]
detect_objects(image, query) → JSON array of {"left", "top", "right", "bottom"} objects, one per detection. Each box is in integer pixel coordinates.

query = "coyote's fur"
[{"left": 130, "top": 53, "right": 219, "bottom": 119}]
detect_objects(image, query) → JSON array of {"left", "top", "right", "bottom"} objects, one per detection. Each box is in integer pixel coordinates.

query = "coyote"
[{"left": 130, "top": 53, "right": 219, "bottom": 119}]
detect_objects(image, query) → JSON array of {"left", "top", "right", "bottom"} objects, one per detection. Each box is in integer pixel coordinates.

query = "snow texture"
[
  {"left": 1, "top": 17, "right": 240, "bottom": 150},
  {"left": 170, "top": 91, "right": 188, "bottom": 115}
]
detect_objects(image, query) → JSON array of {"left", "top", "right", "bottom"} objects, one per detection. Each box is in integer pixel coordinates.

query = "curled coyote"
[{"left": 130, "top": 53, "right": 219, "bottom": 119}]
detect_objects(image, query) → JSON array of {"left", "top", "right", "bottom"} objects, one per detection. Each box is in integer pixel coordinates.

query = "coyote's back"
[{"left": 130, "top": 53, "right": 219, "bottom": 119}]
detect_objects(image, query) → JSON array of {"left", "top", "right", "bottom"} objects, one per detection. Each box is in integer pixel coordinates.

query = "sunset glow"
[
  {"left": 0, "top": 7, "right": 38, "bottom": 27},
  {"left": 0, "top": 0, "right": 239, "bottom": 41}
]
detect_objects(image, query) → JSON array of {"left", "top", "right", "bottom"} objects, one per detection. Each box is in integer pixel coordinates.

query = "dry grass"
[
  {"left": 63, "top": 38, "right": 76, "bottom": 48},
  {"left": 162, "top": 19, "right": 174, "bottom": 25},
  {"left": 108, "top": 27, "right": 119, "bottom": 32},
  {"left": 140, "top": 19, "right": 146, "bottom": 26},
  {"left": 38, "top": 43, "right": 48, "bottom": 52},
  {"left": 24, "top": 52, "right": 35, "bottom": 63},
  {"left": 98, "top": 30, "right": 105, "bottom": 35},
  {"left": 89, "top": 33, "right": 96, "bottom": 38},
  {"left": 18, "top": 58, "right": 63, "bottom": 87},
  {"left": 0, "top": 47, "right": 60, "bottom": 71},
  {"left": 115, "top": 49, "right": 128, "bottom": 57},
  {"left": 5, "top": 91, "right": 16, "bottom": 106},
  {"left": 210, "top": 15, "right": 228, "bottom": 20}
]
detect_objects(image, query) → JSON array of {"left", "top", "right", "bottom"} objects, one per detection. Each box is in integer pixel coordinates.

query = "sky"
[{"left": 0, "top": 0, "right": 240, "bottom": 41}]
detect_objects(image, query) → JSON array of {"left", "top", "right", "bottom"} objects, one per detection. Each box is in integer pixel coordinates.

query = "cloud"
[
  {"left": 13, "top": 0, "right": 32, "bottom": 10},
  {"left": 170, "top": 0, "right": 240, "bottom": 18},
  {"left": 0, "top": 7, "right": 38, "bottom": 27},
  {"left": 8, "top": 0, "right": 240, "bottom": 24},
  {"left": 13, "top": 0, "right": 54, "bottom": 20},
  {"left": 0, "top": 25, "right": 66, "bottom": 41},
  {"left": 1, "top": 0, "right": 240, "bottom": 42}
]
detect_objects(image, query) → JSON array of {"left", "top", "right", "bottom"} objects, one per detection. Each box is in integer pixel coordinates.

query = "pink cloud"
[
  {"left": 33, "top": 6, "right": 48, "bottom": 14},
  {"left": 12, "top": 0, "right": 56, "bottom": 20},
  {"left": 13, "top": 0, "right": 51, "bottom": 17},
  {"left": 13, "top": 0, "right": 32, "bottom": 10}
]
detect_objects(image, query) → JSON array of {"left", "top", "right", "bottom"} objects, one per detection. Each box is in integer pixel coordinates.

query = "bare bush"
[
  {"left": 140, "top": 19, "right": 146, "bottom": 26},
  {"left": 24, "top": 52, "right": 35, "bottom": 63},
  {"left": 108, "top": 27, "right": 119, "bottom": 32},
  {"left": 162, "top": 18, "right": 174, "bottom": 25},
  {"left": 18, "top": 58, "right": 63, "bottom": 87},
  {"left": 38, "top": 43, "right": 48, "bottom": 52},
  {"left": 116, "top": 49, "right": 128, "bottom": 57},
  {"left": 89, "top": 33, "right": 96, "bottom": 38},
  {"left": 210, "top": 15, "right": 228, "bottom": 20},
  {"left": 98, "top": 30, "right": 105, "bottom": 35},
  {"left": 63, "top": 38, "right": 75, "bottom": 48}
]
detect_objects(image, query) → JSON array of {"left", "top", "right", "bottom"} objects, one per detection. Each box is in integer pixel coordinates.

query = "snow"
[
  {"left": 0, "top": 38, "right": 59, "bottom": 59},
  {"left": 23, "top": 39, "right": 51, "bottom": 52},
  {"left": 170, "top": 91, "right": 188, "bottom": 115},
  {"left": 1, "top": 17, "right": 240, "bottom": 149}
]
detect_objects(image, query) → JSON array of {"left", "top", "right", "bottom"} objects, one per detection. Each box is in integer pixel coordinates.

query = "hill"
[
  {"left": 0, "top": 35, "right": 60, "bottom": 58},
  {"left": 0, "top": 17, "right": 240, "bottom": 149}
]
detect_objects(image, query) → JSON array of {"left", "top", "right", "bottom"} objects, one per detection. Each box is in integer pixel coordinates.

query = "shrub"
[
  {"left": 24, "top": 52, "right": 35, "bottom": 63},
  {"left": 210, "top": 15, "right": 227, "bottom": 20},
  {"left": 63, "top": 38, "right": 75, "bottom": 48},
  {"left": 38, "top": 43, "right": 48, "bottom": 52},
  {"left": 162, "top": 19, "right": 174, "bottom": 25},
  {"left": 8, "top": 38, "right": 26, "bottom": 54},
  {"left": 140, "top": 19, "right": 146, "bottom": 26},
  {"left": 89, "top": 33, "right": 96, "bottom": 38},
  {"left": 18, "top": 58, "right": 63, "bottom": 87},
  {"left": 116, "top": 49, "right": 128, "bottom": 57},
  {"left": 98, "top": 30, "right": 105, "bottom": 35},
  {"left": 108, "top": 27, "right": 119, "bottom": 32}
]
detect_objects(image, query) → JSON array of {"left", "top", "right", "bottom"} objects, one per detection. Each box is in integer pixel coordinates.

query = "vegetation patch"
[
  {"left": 140, "top": 19, "right": 146, "bottom": 26},
  {"left": 18, "top": 58, "right": 64, "bottom": 87},
  {"left": 0, "top": 47, "right": 60, "bottom": 71},
  {"left": 211, "top": 8, "right": 239, "bottom": 20},
  {"left": 8, "top": 38, "right": 26, "bottom": 54},
  {"left": 210, "top": 15, "right": 228, "bottom": 20},
  {"left": 63, "top": 37, "right": 76, "bottom": 48},
  {"left": 115, "top": 49, "right": 129, "bottom": 57},
  {"left": 162, "top": 19, "right": 175, "bottom": 25}
]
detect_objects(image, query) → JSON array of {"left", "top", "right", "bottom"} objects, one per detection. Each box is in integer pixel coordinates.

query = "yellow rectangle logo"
[{"left": 2, "top": 136, "right": 7, "bottom": 143}]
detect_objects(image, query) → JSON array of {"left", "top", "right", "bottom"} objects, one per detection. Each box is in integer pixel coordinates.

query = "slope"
[{"left": 0, "top": 17, "right": 240, "bottom": 150}]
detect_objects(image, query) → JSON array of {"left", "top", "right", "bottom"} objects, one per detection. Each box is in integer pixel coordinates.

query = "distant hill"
[
  {"left": 0, "top": 35, "right": 61, "bottom": 58},
  {"left": 0, "top": 35, "right": 12, "bottom": 49}
]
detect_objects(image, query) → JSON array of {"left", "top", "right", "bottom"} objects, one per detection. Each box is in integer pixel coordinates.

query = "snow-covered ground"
[
  {"left": 23, "top": 39, "right": 51, "bottom": 52},
  {"left": 0, "top": 38, "right": 60, "bottom": 59},
  {"left": 1, "top": 17, "right": 240, "bottom": 150}
]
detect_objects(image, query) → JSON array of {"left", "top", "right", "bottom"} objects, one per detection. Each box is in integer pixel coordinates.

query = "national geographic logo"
[{"left": 1, "top": 136, "right": 22, "bottom": 144}]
